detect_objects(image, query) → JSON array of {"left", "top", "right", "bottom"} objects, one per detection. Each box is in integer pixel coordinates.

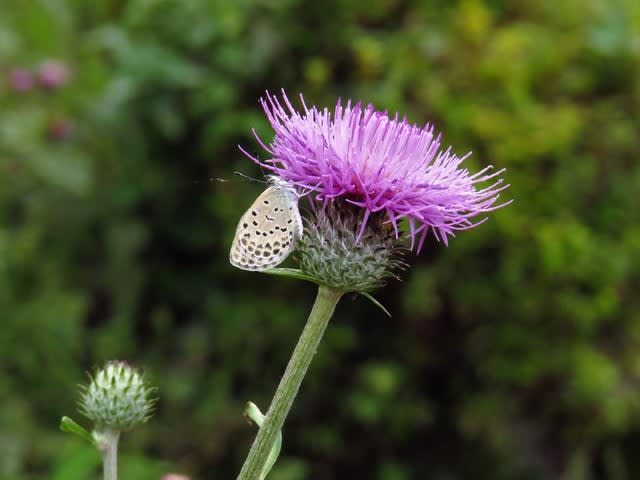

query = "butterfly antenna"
[
  {"left": 298, "top": 181, "right": 320, "bottom": 198},
  {"left": 257, "top": 162, "right": 269, "bottom": 180},
  {"left": 233, "top": 171, "right": 267, "bottom": 184}
]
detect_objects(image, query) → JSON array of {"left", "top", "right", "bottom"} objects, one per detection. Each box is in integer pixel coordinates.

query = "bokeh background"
[{"left": 1, "top": 1, "right": 640, "bottom": 479}]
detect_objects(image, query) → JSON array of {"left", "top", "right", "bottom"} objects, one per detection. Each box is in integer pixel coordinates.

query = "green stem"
[
  {"left": 96, "top": 428, "right": 120, "bottom": 480},
  {"left": 236, "top": 285, "right": 343, "bottom": 480}
]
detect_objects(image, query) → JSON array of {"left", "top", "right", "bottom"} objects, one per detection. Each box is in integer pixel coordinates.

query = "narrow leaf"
[
  {"left": 263, "top": 267, "right": 319, "bottom": 284},
  {"left": 244, "top": 402, "right": 282, "bottom": 480},
  {"left": 59, "top": 416, "right": 97, "bottom": 447},
  {"left": 360, "top": 292, "right": 392, "bottom": 317}
]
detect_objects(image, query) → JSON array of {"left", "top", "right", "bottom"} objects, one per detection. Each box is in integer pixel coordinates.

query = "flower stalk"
[
  {"left": 95, "top": 428, "right": 120, "bottom": 480},
  {"left": 236, "top": 285, "right": 343, "bottom": 480}
]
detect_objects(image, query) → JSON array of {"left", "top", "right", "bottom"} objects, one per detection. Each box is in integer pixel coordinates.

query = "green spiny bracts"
[
  {"left": 79, "top": 361, "right": 156, "bottom": 431},
  {"left": 297, "top": 201, "right": 406, "bottom": 293}
]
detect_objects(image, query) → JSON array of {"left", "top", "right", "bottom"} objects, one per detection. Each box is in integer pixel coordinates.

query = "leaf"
[
  {"left": 244, "top": 402, "right": 282, "bottom": 480},
  {"left": 59, "top": 416, "right": 97, "bottom": 447},
  {"left": 263, "top": 267, "right": 319, "bottom": 284},
  {"left": 360, "top": 292, "right": 392, "bottom": 317}
]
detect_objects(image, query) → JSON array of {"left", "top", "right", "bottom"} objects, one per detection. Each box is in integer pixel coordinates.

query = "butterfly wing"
[{"left": 230, "top": 185, "right": 303, "bottom": 271}]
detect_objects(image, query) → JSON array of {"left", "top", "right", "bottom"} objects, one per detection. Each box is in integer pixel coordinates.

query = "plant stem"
[
  {"left": 97, "top": 428, "right": 120, "bottom": 480},
  {"left": 236, "top": 285, "right": 343, "bottom": 480}
]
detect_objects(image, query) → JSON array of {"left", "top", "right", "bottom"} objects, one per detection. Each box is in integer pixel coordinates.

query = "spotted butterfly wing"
[{"left": 230, "top": 178, "right": 303, "bottom": 271}]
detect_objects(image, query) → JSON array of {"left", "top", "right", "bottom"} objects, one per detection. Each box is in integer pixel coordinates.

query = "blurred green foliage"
[{"left": 1, "top": 0, "right": 639, "bottom": 479}]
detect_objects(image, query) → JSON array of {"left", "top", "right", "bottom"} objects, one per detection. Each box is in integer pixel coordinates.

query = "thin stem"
[
  {"left": 96, "top": 428, "right": 120, "bottom": 480},
  {"left": 236, "top": 285, "right": 343, "bottom": 480}
]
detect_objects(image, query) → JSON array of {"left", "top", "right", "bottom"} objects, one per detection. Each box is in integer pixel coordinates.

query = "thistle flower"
[
  {"left": 8, "top": 68, "right": 34, "bottom": 92},
  {"left": 241, "top": 91, "right": 510, "bottom": 252},
  {"left": 79, "top": 361, "right": 156, "bottom": 431},
  {"left": 234, "top": 93, "right": 512, "bottom": 480},
  {"left": 47, "top": 116, "right": 74, "bottom": 142},
  {"left": 37, "top": 60, "right": 71, "bottom": 90}
]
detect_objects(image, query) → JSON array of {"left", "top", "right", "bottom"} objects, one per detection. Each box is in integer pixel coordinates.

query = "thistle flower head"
[
  {"left": 241, "top": 90, "right": 510, "bottom": 252},
  {"left": 79, "top": 361, "right": 156, "bottom": 431}
]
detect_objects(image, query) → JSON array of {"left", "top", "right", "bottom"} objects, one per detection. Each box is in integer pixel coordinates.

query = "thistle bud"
[
  {"left": 297, "top": 202, "right": 405, "bottom": 293},
  {"left": 79, "top": 361, "right": 156, "bottom": 431}
]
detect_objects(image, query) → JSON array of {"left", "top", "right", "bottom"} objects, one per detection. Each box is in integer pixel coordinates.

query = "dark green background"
[{"left": 1, "top": 1, "right": 639, "bottom": 479}]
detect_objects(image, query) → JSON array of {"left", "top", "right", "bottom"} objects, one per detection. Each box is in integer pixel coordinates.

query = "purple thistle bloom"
[
  {"left": 8, "top": 68, "right": 34, "bottom": 92},
  {"left": 37, "top": 60, "right": 71, "bottom": 90},
  {"left": 241, "top": 91, "right": 511, "bottom": 252}
]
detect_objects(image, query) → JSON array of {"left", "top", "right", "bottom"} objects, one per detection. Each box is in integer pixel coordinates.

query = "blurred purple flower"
[
  {"left": 37, "top": 60, "right": 71, "bottom": 90},
  {"left": 241, "top": 91, "right": 511, "bottom": 251},
  {"left": 8, "top": 68, "right": 34, "bottom": 92},
  {"left": 161, "top": 475, "right": 190, "bottom": 480},
  {"left": 47, "top": 117, "right": 74, "bottom": 142}
]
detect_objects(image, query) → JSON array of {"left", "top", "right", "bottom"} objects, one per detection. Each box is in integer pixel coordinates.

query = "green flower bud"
[
  {"left": 296, "top": 202, "right": 405, "bottom": 293},
  {"left": 79, "top": 361, "right": 156, "bottom": 431}
]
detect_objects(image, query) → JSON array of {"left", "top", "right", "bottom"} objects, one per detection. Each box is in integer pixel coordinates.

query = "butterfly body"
[{"left": 230, "top": 177, "right": 303, "bottom": 271}]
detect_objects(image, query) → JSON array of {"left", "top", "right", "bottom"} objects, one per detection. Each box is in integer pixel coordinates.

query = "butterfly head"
[{"left": 267, "top": 175, "right": 300, "bottom": 200}]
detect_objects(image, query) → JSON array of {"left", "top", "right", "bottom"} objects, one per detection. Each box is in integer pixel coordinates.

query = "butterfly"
[{"left": 230, "top": 176, "right": 303, "bottom": 271}]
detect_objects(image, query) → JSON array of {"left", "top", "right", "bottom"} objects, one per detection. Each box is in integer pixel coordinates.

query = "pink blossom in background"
[
  {"left": 161, "top": 474, "right": 191, "bottom": 480},
  {"left": 37, "top": 60, "right": 71, "bottom": 89},
  {"left": 8, "top": 68, "right": 34, "bottom": 92},
  {"left": 47, "top": 117, "right": 74, "bottom": 142}
]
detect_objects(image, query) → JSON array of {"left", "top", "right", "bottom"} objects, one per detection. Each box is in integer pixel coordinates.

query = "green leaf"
[
  {"left": 360, "top": 292, "right": 392, "bottom": 317},
  {"left": 263, "top": 267, "right": 319, "bottom": 284},
  {"left": 244, "top": 402, "right": 282, "bottom": 480},
  {"left": 59, "top": 416, "right": 97, "bottom": 447}
]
